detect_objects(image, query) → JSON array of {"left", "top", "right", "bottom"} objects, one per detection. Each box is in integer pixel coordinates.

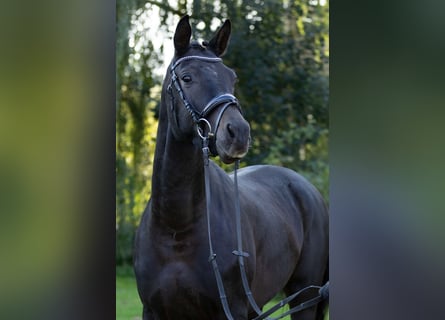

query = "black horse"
[{"left": 134, "top": 16, "right": 328, "bottom": 320}]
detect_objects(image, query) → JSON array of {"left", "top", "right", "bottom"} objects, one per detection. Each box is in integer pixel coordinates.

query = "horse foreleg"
[{"left": 222, "top": 299, "right": 250, "bottom": 320}]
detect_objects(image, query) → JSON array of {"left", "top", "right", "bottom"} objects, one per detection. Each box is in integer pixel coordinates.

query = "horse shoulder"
[{"left": 235, "top": 164, "right": 327, "bottom": 246}]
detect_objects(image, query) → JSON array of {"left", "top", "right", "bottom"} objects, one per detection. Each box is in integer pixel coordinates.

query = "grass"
[
  {"left": 116, "top": 266, "right": 142, "bottom": 320},
  {"left": 262, "top": 296, "right": 291, "bottom": 319},
  {"left": 116, "top": 265, "right": 328, "bottom": 320}
]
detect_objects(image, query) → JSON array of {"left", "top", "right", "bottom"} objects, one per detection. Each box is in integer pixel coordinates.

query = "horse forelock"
[
  {"left": 190, "top": 40, "right": 206, "bottom": 51},
  {"left": 172, "top": 41, "right": 220, "bottom": 61},
  {"left": 164, "top": 44, "right": 216, "bottom": 85}
]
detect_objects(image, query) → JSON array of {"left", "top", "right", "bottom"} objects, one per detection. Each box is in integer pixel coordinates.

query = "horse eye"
[{"left": 181, "top": 75, "right": 192, "bottom": 83}]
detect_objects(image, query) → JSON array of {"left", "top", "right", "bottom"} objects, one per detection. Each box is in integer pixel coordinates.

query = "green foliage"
[
  {"left": 116, "top": 0, "right": 160, "bottom": 264},
  {"left": 116, "top": 0, "right": 329, "bottom": 264},
  {"left": 223, "top": 0, "right": 329, "bottom": 198}
]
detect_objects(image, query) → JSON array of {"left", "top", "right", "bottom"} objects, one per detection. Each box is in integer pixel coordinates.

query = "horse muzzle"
[{"left": 214, "top": 108, "right": 251, "bottom": 164}]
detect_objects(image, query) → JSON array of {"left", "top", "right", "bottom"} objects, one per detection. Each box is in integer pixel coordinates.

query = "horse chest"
[
  {"left": 148, "top": 258, "right": 219, "bottom": 319},
  {"left": 141, "top": 227, "right": 238, "bottom": 318},
  {"left": 156, "top": 236, "right": 197, "bottom": 261},
  {"left": 148, "top": 231, "right": 209, "bottom": 285}
]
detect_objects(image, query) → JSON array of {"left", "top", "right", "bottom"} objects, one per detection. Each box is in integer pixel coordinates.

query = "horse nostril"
[{"left": 226, "top": 123, "right": 235, "bottom": 138}]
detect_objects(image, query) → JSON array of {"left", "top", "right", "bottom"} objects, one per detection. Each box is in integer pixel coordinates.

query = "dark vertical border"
[
  {"left": 0, "top": 0, "right": 116, "bottom": 319},
  {"left": 331, "top": 0, "right": 445, "bottom": 319}
]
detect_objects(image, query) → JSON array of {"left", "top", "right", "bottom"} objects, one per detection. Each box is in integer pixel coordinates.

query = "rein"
[
  {"left": 201, "top": 136, "right": 234, "bottom": 320},
  {"left": 199, "top": 129, "right": 329, "bottom": 320}
]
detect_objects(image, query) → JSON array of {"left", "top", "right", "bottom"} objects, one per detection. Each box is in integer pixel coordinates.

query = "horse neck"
[{"left": 151, "top": 108, "right": 205, "bottom": 231}]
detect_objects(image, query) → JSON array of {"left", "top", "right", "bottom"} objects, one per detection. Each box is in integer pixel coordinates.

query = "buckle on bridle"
[{"left": 196, "top": 118, "right": 214, "bottom": 140}]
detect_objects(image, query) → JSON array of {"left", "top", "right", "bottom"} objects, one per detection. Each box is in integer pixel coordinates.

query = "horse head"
[{"left": 165, "top": 15, "right": 251, "bottom": 164}]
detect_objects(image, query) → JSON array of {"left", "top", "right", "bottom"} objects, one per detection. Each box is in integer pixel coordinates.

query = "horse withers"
[{"left": 133, "top": 15, "right": 328, "bottom": 320}]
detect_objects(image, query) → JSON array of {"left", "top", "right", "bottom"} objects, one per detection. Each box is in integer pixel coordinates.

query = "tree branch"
[{"left": 144, "top": 0, "right": 184, "bottom": 16}]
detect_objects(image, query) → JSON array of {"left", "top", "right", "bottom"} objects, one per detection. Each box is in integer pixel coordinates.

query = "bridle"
[
  {"left": 167, "top": 55, "right": 242, "bottom": 155},
  {"left": 168, "top": 54, "right": 329, "bottom": 319}
]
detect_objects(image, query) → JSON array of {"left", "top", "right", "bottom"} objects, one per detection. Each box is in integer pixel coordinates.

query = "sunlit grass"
[
  {"left": 116, "top": 266, "right": 142, "bottom": 320},
  {"left": 262, "top": 296, "right": 290, "bottom": 319},
  {"left": 263, "top": 294, "right": 329, "bottom": 320}
]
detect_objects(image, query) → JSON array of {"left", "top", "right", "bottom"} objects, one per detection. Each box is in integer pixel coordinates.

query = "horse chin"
[
  {"left": 219, "top": 154, "right": 237, "bottom": 164},
  {"left": 217, "top": 148, "right": 248, "bottom": 164}
]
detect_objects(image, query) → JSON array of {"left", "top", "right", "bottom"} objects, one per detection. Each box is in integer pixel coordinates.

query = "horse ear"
[
  {"left": 208, "top": 19, "right": 231, "bottom": 57},
  {"left": 174, "top": 15, "right": 192, "bottom": 56}
]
